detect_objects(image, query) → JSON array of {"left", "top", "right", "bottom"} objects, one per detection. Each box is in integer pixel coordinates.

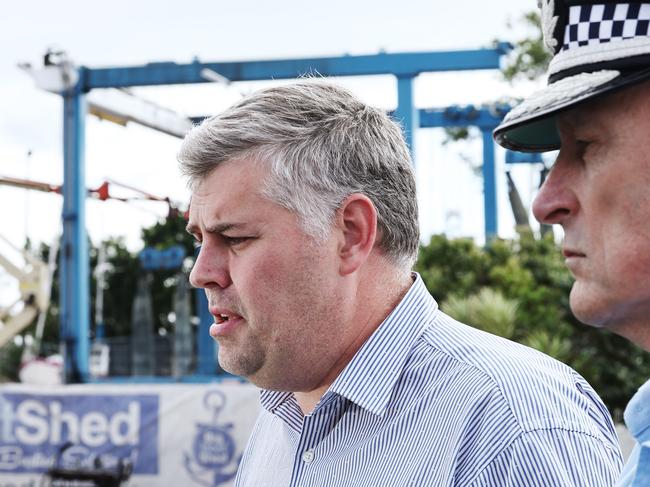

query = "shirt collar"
[
  {"left": 259, "top": 273, "right": 438, "bottom": 417},
  {"left": 624, "top": 378, "right": 650, "bottom": 443},
  {"left": 328, "top": 273, "right": 437, "bottom": 416},
  {"left": 260, "top": 389, "right": 293, "bottom": 413}
]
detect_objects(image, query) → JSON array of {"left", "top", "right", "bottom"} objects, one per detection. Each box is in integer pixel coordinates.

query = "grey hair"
[{"left": 178, "top": 80, "right": 419, "bottom": 269}]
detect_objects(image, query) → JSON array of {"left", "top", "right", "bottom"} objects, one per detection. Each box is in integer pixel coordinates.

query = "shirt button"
[{"left": 302, "top": 449, "right": 315, "bottom": 464}]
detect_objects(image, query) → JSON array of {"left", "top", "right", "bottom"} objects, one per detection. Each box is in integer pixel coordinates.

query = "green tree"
[
  {"left": 501, "top": 11, "right": 552, "bottom": 82},
  {"left": 444, "top": 288, "right": 517, "bottom": 339},
  {"left": 97, "top": 237, "right": 139, "bottom": 337},
  {"left": 415, "top": 234, "right": 650, "bottom": 420}
]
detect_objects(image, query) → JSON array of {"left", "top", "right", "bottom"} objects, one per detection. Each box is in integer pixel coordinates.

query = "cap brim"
[{"left": 494, "top": 67, "right": 650, "bottom": 152}]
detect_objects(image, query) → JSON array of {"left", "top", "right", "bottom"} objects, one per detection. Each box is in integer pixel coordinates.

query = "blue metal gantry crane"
[
  {"left": 31, "top": 44, "right": 518, "bottom": 381},
  {"left": 418, "top": 104, "right": 512, "bottom": 237}
]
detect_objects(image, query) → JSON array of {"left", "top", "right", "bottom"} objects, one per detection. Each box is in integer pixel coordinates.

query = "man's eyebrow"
[{"left": 185, "top": 222, "right": 244, "bottom": 235}]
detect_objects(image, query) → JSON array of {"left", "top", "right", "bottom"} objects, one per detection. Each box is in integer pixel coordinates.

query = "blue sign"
[
  {"left": 0, "top": 393, "right": 159, "bottom": 474},
  {"left": 139, "top": 246, "right": 185, "bottom": 271}
]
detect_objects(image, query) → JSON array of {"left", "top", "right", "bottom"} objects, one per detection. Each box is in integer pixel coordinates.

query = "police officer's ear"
[{"left": 335, "top": 193, "right": 378, "bottom": 276}]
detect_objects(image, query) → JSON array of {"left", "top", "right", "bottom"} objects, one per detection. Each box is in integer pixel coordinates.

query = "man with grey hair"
[
  {"left": 180, "top": 80, "right": 621, "bottom": 486},
  {"left": 494, "top": 1, "right": 650, "bottom": 484}
]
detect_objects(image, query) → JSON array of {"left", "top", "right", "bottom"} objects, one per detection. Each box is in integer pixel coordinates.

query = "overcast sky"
[{"left": 0, "top": 0, "right": 546, "bottom": 291}]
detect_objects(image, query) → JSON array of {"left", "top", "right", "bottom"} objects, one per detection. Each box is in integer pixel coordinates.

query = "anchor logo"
[{"left": 184, "top": 390, "right": 242, "bottom": 486}]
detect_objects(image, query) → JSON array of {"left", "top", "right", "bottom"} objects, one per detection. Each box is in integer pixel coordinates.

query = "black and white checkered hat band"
[
  {"left": 549, "top": 2, "right": 650, "bottom": 77},
  {"left": 563, "top": 3, "right": 650, "bottom": 50}
]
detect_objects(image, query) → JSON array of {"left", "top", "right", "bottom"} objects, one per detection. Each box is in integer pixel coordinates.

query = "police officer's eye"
[{"left": 575, "top": 140, "right": 591, "bottom": 158}]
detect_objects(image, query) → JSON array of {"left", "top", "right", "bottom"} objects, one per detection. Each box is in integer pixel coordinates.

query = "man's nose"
[
  {"left": 189, "top": 243, "right": 232, "bottom": 289},
  {"left": 531, "top": 153, "right": 580, "bottom": 226}
]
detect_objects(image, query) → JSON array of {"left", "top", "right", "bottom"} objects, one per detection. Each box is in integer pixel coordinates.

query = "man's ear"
[{"left": 336, "top": 194, "right": 378, "bottom": 276}]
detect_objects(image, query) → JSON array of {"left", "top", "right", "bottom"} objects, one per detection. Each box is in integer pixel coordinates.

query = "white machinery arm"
[{"left": 0, "top": 235, "right": 50, "bottom": 348}]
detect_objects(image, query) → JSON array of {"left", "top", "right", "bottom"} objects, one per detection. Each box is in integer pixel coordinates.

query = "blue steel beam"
[
  {"left": 419, "top": 104, "right": 510, "bottom": 129},
  {"left": 395, "top": 76, "right": 418, "bottom": 156},
  {"left": 505, "top": 150, "right": 544, "bottom": 164},
  {"left": 418, "top": 104, "right": 512, "bottom": 240},
  {"left": 82, "top": 45, "right": 511, "bottom": 89},
  {"left": 61, "top": 72, "right": 90, "bottom": 382},
  {"left": 481, "top": 129, "right": 498, "bottom": 240}
]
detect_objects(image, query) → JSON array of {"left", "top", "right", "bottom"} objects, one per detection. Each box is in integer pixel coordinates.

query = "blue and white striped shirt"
[
  {"left": 236, "top": 274, "right": 622, "bottom": 486},
  {"left": 618, "top": 378, "right": 650, "bottom": 486}
]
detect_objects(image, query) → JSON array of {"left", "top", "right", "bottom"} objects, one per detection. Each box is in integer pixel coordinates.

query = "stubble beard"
[{"left": 217, "top": 332, "right": 266, "bottom": 378}]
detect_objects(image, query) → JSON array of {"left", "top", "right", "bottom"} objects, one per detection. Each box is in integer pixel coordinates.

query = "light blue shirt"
[
  {"left": 236, "top": 275, "right": 622, "bottom": 486},
  {"left": 618, "top": 379, "right": 650, "bottom": 486}
]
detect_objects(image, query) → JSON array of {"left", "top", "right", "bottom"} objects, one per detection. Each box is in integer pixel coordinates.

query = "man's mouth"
[
  {"left": 215, "top": 313, "right": 230, "bottom": 324},
  {"left": 208, "top": 307, "right": 244, "bottom": 337},
  {"left": 562, "top": 248, "right": 586, "bottom": 258}
]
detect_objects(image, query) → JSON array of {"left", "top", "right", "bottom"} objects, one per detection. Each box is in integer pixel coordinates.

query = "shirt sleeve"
[{"left": 468, "top": 428, "right": 623, "bottom": 486}]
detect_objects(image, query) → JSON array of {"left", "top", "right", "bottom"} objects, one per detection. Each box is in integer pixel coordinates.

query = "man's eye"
[{"left": 222, "top": 235, "right": 250, "bottom": 246}]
